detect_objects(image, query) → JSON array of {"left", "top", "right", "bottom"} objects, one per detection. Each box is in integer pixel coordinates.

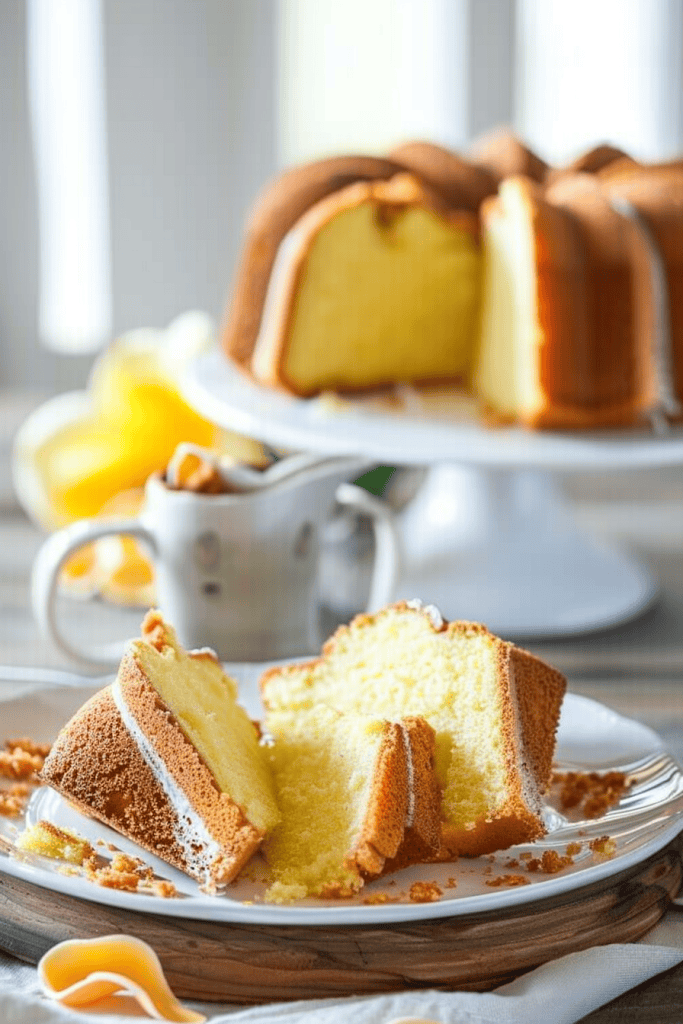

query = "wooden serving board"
[{"left": 1, "top": 834, "right": 681, "bottom": 1004}]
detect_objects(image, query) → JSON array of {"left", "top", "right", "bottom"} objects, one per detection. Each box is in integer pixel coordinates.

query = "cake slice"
[
  {"left": 261, "top": 601, "right": 566, "bottom": 858},
  {"left": 40, "top": 611, "right": 280, "bottom": 890},
  {"left": 473, "top": 173, "right": 655, "bottom": 428},
  {"left": 223, "top": 154, "right": 404, "bottom": 368},
  {"left": 263, "top": 704, "right": 440, "bottom": 901},
  {"left": 228, "top": 170, "right": 482, "bottom": 396}
]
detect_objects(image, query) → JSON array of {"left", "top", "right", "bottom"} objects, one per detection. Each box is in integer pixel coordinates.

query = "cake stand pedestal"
[
  {"left": 182, "top": 349, "right": 683, "bottom": 638},
  {"left": 396, "top": 464, "right": 655, "bottom": 636}
]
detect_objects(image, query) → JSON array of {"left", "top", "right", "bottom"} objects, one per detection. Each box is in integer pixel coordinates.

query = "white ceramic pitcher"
[{"left": 32, "top": 454, "right": 400, "bottom": 666}]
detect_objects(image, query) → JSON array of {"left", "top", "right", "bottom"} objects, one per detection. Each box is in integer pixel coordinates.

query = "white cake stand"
[{"left": 183, "top": 348, "right": 683, "bottom": 638}]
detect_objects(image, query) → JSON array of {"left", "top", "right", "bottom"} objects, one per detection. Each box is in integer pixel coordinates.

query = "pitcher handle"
[
  {"left": 334, "top": 483, "right": 401, "bottom": 612},
  {"left": 32, "top": 517, "right": 157, "bottom": 669}
]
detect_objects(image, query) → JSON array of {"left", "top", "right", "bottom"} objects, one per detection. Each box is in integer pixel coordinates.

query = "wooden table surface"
[{"left": 0, "top": 399, "right": 682, "bottom": 1020}]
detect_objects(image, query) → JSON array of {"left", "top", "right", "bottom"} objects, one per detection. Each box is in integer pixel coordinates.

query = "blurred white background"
[{"left": 1, "top": 0, "right": 683, "bottom": 392}]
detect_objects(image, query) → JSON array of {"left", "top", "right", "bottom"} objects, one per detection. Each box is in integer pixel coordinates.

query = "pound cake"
[
  {"left": 261, "top": 601, "right": 566, "bottom": 858},
  {"left": 222, "top": 134, "right": 683, "bottom": 430},
  {"left": 242, "top": 172, "right": 482, "bottom": 396},
  {"left": 40, "top": 611, "right": 280, "bottom": 890},
  {"left": 264, "top": 705, "right": 440, "bottom": 901}
]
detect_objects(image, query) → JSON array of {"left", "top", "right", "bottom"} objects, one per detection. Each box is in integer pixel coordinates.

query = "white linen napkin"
[{"left": 0, "top": 913, "right": 681, "bottom": 1024}]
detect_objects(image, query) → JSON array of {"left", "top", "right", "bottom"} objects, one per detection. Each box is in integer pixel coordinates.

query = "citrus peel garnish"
[{"left": 38, "top": 934, "right": 205, "bottom": 1022}]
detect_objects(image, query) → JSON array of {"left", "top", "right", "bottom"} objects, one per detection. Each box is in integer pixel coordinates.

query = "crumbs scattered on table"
[{"left": 445, "top": 877, "right": 458, "bottom": 889}]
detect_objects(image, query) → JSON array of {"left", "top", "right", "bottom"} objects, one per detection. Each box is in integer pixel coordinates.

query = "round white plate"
[
  {"left": 183, "top": 349, "right": 683, "bottom": 471},
  {"left": 1, "top": 676, "right": 682, "bottom": 926}
]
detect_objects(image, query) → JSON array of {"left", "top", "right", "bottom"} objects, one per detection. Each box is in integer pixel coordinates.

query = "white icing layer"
[
  {"left": 251, "top": 229, "right": 301, "bottom": 382},
  {"left": 506, "top": 658, "right": 544, "bottom": 820},
  {"left": 406, "top": 598, "right": 444, "bottom": 631},
  {"left": 401, "top": 723, "right": 415, "bottom": 830},
  {"left": 111, "top": 679, "right": 222, "bottom": 887}
]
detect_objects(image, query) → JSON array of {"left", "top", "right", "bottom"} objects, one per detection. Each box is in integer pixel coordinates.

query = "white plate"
[
  {"left": 1, "top": 674, "right": 682, "bottom": 926},
  {"left": 183, "top": 348, "right": 683, "bottom": 471}
]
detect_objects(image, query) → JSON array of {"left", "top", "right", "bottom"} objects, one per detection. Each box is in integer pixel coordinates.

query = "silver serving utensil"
[{"left": 0, "top": 665, "right": 113, "bottom": 688}]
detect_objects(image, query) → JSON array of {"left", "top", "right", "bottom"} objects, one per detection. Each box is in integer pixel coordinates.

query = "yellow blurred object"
[
  {"left": 59, "top": 487, "right": 156, "bottom": 607},
  {"left": 13, "top": 312, "right": 267, "bottom": 529},
  {"left": 38, "top": 934, "right": 206, "bottom": 1022}
]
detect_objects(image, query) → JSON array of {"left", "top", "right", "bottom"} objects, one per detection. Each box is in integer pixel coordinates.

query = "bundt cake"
[
  {"left": 260, "top": 601, "right": 566, "bottom": 858},
  {"left": 263, "top": 704, "right": 440, "bottom": 901},
  {"left": 221, "top": 133, "right": 683, "bottom": 431},
  {"left": 236, "top": 172, "right": 482, "bottom": 396},
  {"left": 40, "top": 611, "right": 280, "bottom": 890}
]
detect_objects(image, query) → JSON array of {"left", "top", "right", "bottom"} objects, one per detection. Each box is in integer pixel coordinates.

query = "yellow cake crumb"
[
  {"left": 589, "top": 835, "right": 617, "bottom": 861},
  {"left": 485, "top": 874, "right": 530, "bottom": 887},
  {"left": 525, "top": 850, "right": 574, "bottom": 874},
  {"left": 553, "top": 770, "right": 630, "bottom": 818},
  {"left": 0, "top": 783, "right": 30, "bottom": 817},
  {"left": 409, "top": 881, "right": 442, "bottom": 903},
  {"left": 363, "top": 892, "right": 391, "bottom": 905},
  {"left": 264, "top": 880, "right": 309, "bottom": 904},
  {"left": 16, "top": 821, "right": 93, "bottom": 865},
  {"left": 151, "top": 879, "right": 178, "bottom": 898}
]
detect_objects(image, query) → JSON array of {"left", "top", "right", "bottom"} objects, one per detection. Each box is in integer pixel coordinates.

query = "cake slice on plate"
[
  {"left": 40, "top": 611, "right": 280, "bottom": 890},
  {"left": 261, "top": 600, "right": 566, "bottom": 858},
  {"left": 263, "top": 704, "right": 440, "bottom": 901}
]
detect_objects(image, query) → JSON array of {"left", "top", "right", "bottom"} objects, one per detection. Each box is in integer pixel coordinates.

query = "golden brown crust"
[
  {"left": 117, "top": 655, "right": 264, "bottom": 885},
  {"left": 384, "top": 717, "right": 441, "bottom": 870},
  {"left": 347, "top": 721, "right": 408, "bottom": 880},
  {"left": 486, "top": 174, "right": 655, "bottom": 429},
  {"left": 545, "top": 143, "right": 631, "bottom": 186},
  {"left": 389, "top": 140, "right": 498, "bottom": 212},
  {"left": 467, "top": 128, "right": 548, "bottom": 183},
  {"left": 508, "top": 646, "right": 566, "bottom": 792},
  {"left": 600, "top": 166, "right": 683, "bottom": 414},
  {"left": 40, "top": 687, "right": 193, "bottom": 876},
  {"left": 244, "top": 173, "right": 480, "bottom": 396},
  {"left": 540, "top": 173, "right": 656, "bottom": 427},
  {"left": 41, "top": 637, "right": 265, "bottom": 888},
  {"left": 439, "top": 633, "right": 552, "bottom": 858},
  {"left": 222, "top": 155, "right": 403, "bottom": 368}
]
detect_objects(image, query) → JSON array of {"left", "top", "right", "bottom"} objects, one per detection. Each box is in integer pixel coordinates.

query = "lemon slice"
[{"left": 13, "top": 312, "right": 267, "bottom": 529}]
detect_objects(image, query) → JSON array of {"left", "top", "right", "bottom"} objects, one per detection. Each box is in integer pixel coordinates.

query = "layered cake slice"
[
  {"left": 263, "top": 704, "right": 440, "bottom": 902},
  {"left": 261, "top": 601, "right": 566, "bottom": 858},
  {"left": 40, "top": 611, "right": 280, "bottom": 890}
]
